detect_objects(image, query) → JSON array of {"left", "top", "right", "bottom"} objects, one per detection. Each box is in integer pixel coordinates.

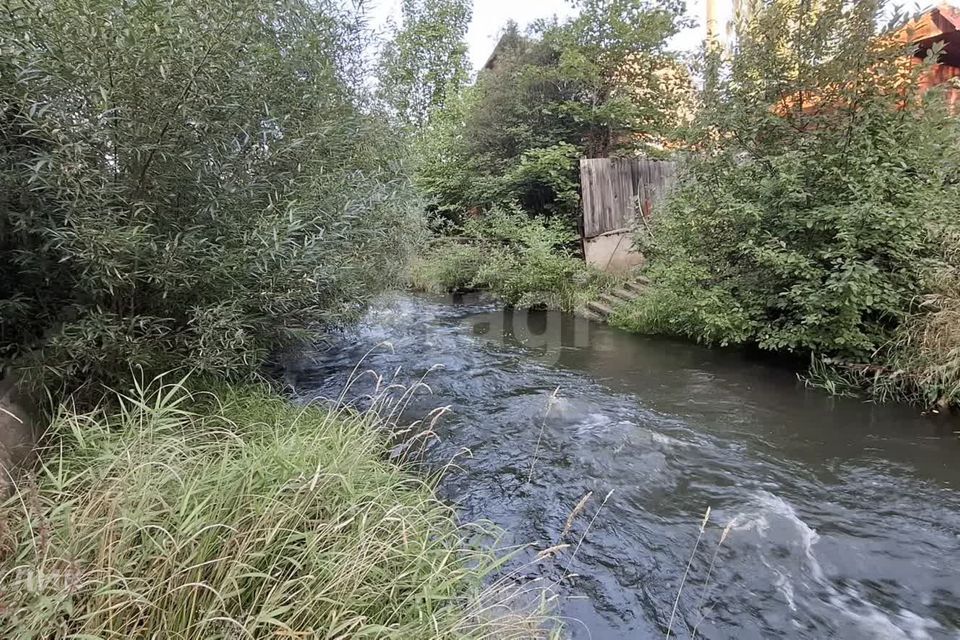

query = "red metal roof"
[{"left": 899, "top": 4, "right": 960, "bottom": 66}]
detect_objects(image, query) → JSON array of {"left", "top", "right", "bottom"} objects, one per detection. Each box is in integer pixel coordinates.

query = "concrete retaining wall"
[{"left": 584, "top": 231, "right": 644, "bottom": 274}]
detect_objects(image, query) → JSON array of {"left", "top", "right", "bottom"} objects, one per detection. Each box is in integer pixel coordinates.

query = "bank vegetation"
[
  {"left": 415, "top": 0, "right": 960, "bottom": 411},
  {"left": 0, "top": 378, "right": 556, "bottom": 638},
  {"left": 612, "top": 0, "right": 960, "bottom": 410}
]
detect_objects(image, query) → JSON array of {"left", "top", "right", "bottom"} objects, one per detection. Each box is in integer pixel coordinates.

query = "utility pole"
[{"left": 706, "top": 0, "right": 720, "bottom": 45}]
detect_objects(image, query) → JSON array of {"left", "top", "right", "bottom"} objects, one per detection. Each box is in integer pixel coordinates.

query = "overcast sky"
[{"left": 367, "top": 0, "right": 729, "bottom": 71}]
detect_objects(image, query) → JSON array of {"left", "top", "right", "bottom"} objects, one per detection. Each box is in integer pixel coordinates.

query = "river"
[{"left": 284, "top": 293, "right": 960, "bottom": 639}]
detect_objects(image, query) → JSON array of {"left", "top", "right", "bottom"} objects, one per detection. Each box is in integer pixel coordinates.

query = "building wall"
[{"left": 912, "top": 58, "right": 960, "bottom": 110}]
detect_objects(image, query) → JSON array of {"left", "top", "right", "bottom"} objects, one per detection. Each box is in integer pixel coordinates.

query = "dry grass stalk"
[
  {"left": 562, "top": 491, "right": 594, "bottom": 540},
  {"left": 536, "top": 544, "right": 570, "bottom": 561},
  {"left": 691, "top": 519, "right": 737, "bottom": 639},
  {"left": 666, "top": 506, "right": 711, "bottom": 639},
  {"left": 527, "top": 387, "right": 561, "bottom": 483},
  {"left": 560, "top": 490, "right": 614, "bottom": 584}
]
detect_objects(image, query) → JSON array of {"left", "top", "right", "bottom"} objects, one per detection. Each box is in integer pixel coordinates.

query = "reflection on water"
[{"left": 286, "top": 293, "right": 960, "bottom": 640}]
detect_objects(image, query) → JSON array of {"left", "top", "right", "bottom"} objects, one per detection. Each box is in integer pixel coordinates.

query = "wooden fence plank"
[{"left": 581, "top": 157, "right": 677, "bottom": 238}]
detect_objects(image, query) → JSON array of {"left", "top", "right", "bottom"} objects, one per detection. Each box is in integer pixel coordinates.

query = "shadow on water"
[{"left": 284, "top": 293, "right": 960, "bottom": 640}]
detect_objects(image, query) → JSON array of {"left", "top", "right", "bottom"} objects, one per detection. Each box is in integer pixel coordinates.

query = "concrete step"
[
  {"left": 580, "top": 309, "right": 605, "bottom": 323},
  {"left": 600, "top": 293, "right": 628, "bottom": 308},
  {"left": 609, "top": 288, "right": 640, "bottom": 302},
  {"left": 623, "top": 281, "right": 649, "bottom": 296},
  {"left": 586, "top": 300, "right": 614, "bottom": 317},
  {"left": 598, "top": 293, "right": 627, "bottom": 309}
]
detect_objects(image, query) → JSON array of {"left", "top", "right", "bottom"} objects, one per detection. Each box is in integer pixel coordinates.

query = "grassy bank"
[
  {"left": 411, "top": 210, "right": 622, "bottom": 314},
  {"left": 0, "top": 379, "right": 555, "bottom": 639},
  {"left": 611, "top": 266, "right": 960, "bottom": 412},
  {"left": 804, "top": 242, "right": 960, "bottom": 411}
]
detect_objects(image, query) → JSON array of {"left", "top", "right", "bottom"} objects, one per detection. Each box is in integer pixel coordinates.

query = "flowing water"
[{"left": 284, "top": 293, "right": 960, "bottom": 640}]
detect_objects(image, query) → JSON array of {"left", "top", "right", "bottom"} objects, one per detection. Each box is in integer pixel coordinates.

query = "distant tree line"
[{"left": 415, "top": 0, "right": 692, "bottom": 228}]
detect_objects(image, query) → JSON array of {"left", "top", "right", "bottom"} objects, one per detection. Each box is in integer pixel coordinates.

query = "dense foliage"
[
  {"left": 411, "top": 210, "right": 620, "bottom": 312},
  {"left": 378, "top": 0, "right": 473, "bottom": 129},
  {"left": 0, "top": 0, "right": 423, "bottom": 398},
  {"left": 416, "top": 0, "right": 691, "bottom": 227},
  {"left": 613, "top": 0, "right": 960, "bottom": 407}
]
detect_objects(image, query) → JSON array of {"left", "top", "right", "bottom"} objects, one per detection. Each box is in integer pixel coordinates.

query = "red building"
[{"left": 899, "top": 5, "right": 960, "bottom": 108}]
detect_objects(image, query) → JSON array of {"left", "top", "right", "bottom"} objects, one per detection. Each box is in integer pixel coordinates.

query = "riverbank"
[
  {"left": 0, "top": 378, "right": 555, "bottom": 639},
  {"left": 608, "top": 278, "right": 960, "bottom": 413},
  {"left": 414, "top": 228, "right": 959, "bottom": 414},
  {"left": 413, "top": 210, "right": 959, "bottom": 413},
  {"left": 410, "top": 211, "right": 623, "bottom": 315}
]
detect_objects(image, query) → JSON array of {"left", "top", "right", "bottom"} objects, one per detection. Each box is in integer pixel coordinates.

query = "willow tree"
[{"left": 0, "top": 0, "right": 423, "bottom": 399}]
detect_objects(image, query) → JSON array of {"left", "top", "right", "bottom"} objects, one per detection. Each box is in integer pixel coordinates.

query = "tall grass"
[
  {"left": 0, "top": 377, "right": 556, "bottom": 639},
  {"left": 880, "top": 248, "right": 960, "bottom": 410}
]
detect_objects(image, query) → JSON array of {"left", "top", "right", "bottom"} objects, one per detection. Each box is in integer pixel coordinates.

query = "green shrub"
[
  {"left": 501, "top": 144, "right": 582, "bottom": 219},
  {"left": 0, "top": 0, "right": 423, "bottom": 399},
  {"left": 815, "top": 230, "right": 960, "bottom": 409},
  {"left": 0, "top": 378, "right": 557, "bottom": 638},
  {"left": 411, "top": 210, "right": 620, "bottom": 312},
  {"left": 410, "top": 243, "right": 492, "bottom": 294},
  {"left": 611, "top": 261, "right": 752, "bottom": 346}
]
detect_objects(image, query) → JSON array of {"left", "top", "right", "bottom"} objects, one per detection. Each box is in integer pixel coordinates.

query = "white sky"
[{"left": 367, "top": 0, "right": 730, "bottom": 71}]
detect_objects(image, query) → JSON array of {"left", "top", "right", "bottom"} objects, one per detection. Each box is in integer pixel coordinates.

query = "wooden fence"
[{"left": 580, "top": 157, "right": 677, "bottom": 238}]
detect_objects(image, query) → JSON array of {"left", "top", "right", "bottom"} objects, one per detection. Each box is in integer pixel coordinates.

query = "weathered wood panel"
[{"left": 581, "top": 157, "right": 677, "bottom": 239}]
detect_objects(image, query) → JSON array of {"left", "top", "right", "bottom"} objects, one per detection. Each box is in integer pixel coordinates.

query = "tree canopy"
[
  {"left": 378, "top": 0, "right": 473, "bottom": 129},
  {"left": 416, "top": 0, "right": 691, "bottom": 227}
]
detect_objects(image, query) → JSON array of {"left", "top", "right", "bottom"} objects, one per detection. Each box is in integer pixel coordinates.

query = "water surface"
[{"left": 286, "top": 293, "right": 960, "bottom": 640}]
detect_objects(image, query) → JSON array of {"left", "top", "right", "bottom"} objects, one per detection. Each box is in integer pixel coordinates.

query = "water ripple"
[{"left": 287, "top": 293, "right": 960, "bottom": 640}]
